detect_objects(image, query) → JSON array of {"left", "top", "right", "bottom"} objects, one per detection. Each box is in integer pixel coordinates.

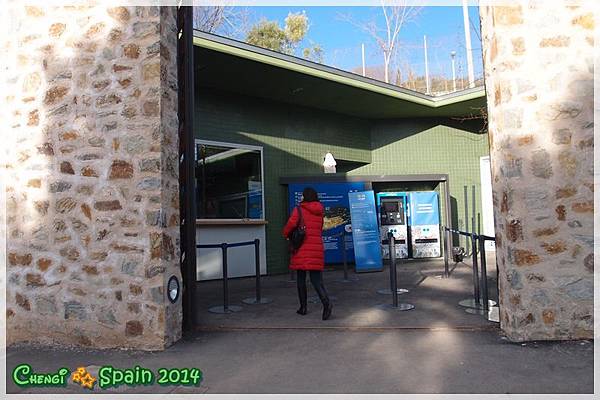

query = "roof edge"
[{"left": 193, "top": 31, "right": 485, "bottom": 109}]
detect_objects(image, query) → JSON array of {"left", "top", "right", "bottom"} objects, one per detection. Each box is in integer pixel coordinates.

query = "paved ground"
[
  {"left": 6, "top": 257, "right": 595, "bottom": 394},
  {"left": 194, "top": 256, "right": 499, "bottom": 330}
]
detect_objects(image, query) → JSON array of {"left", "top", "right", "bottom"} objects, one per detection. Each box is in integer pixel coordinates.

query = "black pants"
[{"left": 296, "top": 270, "right": 329, "bottom": 306}]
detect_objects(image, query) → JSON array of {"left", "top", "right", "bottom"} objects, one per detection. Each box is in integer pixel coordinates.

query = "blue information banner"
[
  {"left": 348, "top": 191, "right": 383, "bottom": 272},
  {"left": 409, "top": 192, "right": 440, "bottom": 225},
  {"left": 288, "top": 182, "right": 365, "bottom": 264}
]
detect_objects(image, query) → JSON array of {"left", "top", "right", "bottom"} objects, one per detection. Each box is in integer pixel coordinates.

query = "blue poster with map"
[
  {"left": 348, "top": 191, "right": 383, "bottom": 272},
  {"left": 288, "top": 182, "right": 366, "bottom": 264}
]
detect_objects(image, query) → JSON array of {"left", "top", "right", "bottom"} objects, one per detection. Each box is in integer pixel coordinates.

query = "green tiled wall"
[
  {"left": 352, "top": 118, "right": 490, "bottom": 245},
  {"left": 195, "top": 89, "right": 489, "bottom": 274}
]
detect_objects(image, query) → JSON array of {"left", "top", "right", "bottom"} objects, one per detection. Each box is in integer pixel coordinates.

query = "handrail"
[
  {"left": 444, "top": 226, "right": 498, "bottom": 320},
  {"left": 196, "top": 240, "right": 257, "bottom": 249},
  {"left": 443, "top": 226, "right": 495, "bottom": 242}
]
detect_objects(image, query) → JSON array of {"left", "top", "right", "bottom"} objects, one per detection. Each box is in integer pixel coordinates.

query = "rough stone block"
[
  {"left": 530, "top": 149, "right": 553, "bottom": 178},
  {"left": 94, "top": 200, "right": 122, "bottom": 211},
  {"left": 109, "top": 160, "right": 134, "bottom": 179},
  {"left": 126, "top": 320, "right": 144, "bottom": 336},
  {"left": 64, "top": 301, "right": 87, "bottom": 320}
]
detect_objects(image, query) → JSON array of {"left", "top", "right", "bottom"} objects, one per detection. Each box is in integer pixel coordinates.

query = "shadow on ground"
[
  {"left": 193, "top": 256, "right": 499, "bottom": 330},
  {"left": 6, "top": 256, "right": 593, "bottom": 394}
]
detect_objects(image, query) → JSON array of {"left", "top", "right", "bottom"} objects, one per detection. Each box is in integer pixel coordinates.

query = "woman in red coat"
[{"left": 283, "top": 187, "right": 332, "bottom": 320}]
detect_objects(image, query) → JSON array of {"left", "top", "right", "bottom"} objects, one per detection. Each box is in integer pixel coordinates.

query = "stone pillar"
[
  {"left": 480, "top": 3, "right": 594, "bottom": 341},
  {"left": 4, "top": 5, "right": 182, "bottom": 350}
]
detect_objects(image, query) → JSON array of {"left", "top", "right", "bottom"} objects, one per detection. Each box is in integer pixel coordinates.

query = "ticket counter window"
[{"left": 195, "top": 141, "right": 264, "bottom": 219}]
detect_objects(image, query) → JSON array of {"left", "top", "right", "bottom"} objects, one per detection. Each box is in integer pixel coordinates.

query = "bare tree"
[
  {"left": 339, "top": 1, "right": 422, "bottom": 84},
  {"left": 193, "top": 6, "right": 250, "bottom": 39}
]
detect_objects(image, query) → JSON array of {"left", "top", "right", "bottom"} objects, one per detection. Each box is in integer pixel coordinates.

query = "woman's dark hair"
[{"left": 302, "top": 187, "right": 319, "bottom": 203}]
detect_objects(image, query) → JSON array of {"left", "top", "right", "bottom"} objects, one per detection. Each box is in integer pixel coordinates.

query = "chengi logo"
[{"left": 72, "top": 367, "right": 97, "bottom": 389}]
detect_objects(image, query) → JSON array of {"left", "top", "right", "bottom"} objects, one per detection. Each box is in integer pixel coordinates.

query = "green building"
[{"left": 193, "top": 32, "right": 489, "bottom": 277}]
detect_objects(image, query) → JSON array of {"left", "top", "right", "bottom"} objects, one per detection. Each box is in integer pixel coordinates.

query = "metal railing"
[
  {"left": 444, "top": 226, "right": 498, "bottom": 321},
  {"left": 197, "top": 238, "right": 271, "bottom": 314}
]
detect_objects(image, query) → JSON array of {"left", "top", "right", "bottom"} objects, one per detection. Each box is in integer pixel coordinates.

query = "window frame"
[{"left": 194, "top": 139, "right": 266, "bottom": 221}]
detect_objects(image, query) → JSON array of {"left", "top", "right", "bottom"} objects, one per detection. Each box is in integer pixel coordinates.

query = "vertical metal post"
[
  {"left": 472, "top": 185, "right": 477, "bottom": 244},
  {"left": 471, "top": 233, "right": 480, "bottom": 304},
  {"left": 442, "top": 227, "right": 449, "bottom": 277},
  {"left": 463, "top": 185, "right": 469, "bottom": 251},
  {"left": 221, "top": 243, "right": 229, "bottom": 311},
  {"left": 243, "top": 239, "right": 272, "bottom": 305},
  {"left": 479, "top": 236, "right": 489, "bottom": 312},
  {"left": 254, "top": 239, "right": 261, "bottom": 303},
  {"left": 471, "top": 185, "right": 480, "bottom": 305},
  {"left": 388, "top": 232, "right": 398, "bottom": 308},
  {"left": 342, "top": 232, "right": 348, "bottom": 281},
  {"left": 443, "top": 180, "right": 452, "bottom": 278}
]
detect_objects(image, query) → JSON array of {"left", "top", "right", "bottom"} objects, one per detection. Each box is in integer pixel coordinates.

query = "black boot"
[
  {"left": 296, "top": 281, "right": 307, "bottom": 316},
  {"left": 321, "top": 298, "right": 332, "bottom": 321},
  {"left": 314, "top": 282, "right": 332, "bottom": 320}
]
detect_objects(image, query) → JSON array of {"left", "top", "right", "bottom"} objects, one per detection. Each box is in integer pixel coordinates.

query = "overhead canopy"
[{"left": 194, "top": 31, "right": 486, "bottom": 119}]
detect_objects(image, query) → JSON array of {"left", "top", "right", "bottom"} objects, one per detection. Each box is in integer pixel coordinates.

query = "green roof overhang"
[{"left": 194, "top": 31, "right": 486, "bottom": 119}]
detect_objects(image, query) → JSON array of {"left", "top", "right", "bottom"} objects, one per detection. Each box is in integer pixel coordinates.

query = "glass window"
[{"left": 195, "top": 142, "right": 263, "bottom": 219}]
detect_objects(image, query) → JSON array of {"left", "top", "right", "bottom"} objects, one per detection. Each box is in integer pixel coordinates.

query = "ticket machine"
[
  {"left": 376, "top": 192, "right": 409, "bottom": 259},
  {"left": 408, "top": 191, "right": 441, "bottom": 258}
]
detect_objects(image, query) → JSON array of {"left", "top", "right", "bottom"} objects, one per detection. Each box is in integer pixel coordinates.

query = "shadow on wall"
[
  {"left": 194, "top": 84, "right": 490, "bottom": 273},
  {"left": 368, "top": 116, "right": 486, "bottom": 152}
]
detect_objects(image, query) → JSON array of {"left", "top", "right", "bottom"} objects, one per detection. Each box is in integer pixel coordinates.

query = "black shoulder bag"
[{"left": 288, "top": 205, "right": 306, "bottom": 253}]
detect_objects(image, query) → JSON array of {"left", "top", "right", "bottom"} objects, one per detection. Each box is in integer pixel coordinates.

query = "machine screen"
[
  {"left": 380, "top": 199, "right": 405, "bottom": 225},
  {"left": 383, "top": 202, "right": 399, "bottom": 212}
]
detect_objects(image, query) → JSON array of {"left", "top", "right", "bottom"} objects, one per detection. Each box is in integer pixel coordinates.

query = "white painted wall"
[
  {"left": 480, "top": 156, "right": 495, "bottom": 251},
  {"left": 196, "top": 225, "right": 267, "bottom": 280}
]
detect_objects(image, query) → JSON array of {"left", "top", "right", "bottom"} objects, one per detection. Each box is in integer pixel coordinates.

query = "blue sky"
[{"left": 231, "top": 6, "right": 483, "bottom": 82}]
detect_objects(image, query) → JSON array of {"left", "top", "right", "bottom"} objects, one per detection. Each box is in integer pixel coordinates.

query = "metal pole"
[
  {"left": 378, "top": 231, "right": 414, "bottom": 311},
  {"left": 342, "top": 233, "right": 348, "bottom": 281},
  {"left": 471, "top": 186, "right": 480, "bottom": 305},
  {"left": 424, "top": 35, "right": 430, "bottom": 94},
  {"left": 443, "top": 180, "right": 452, "bottom": 278},
  {"left": 254, "top": 239, "right": 261, "bottom": 302},
  {"left": 472, "top": 184, "right": 477, "bottom": 252},
  {"left": 222, "top": 243, "right": 229, "bottom": 311},
  {"left": 479, "top": 236, "right": 489, "bottom": 312},
  {"left": 243, "top": 239, "right": 273, "bottom": 305},
  {"left": 388, "top": 232, "right": 398, "bottom": 308},
  {"left": 463, "top": 185, "right": 469, "bottom": 251},
  {"left": 442, "top": 225, "right": 449, "bottom": 277},
  {"left": 471, "top": 232, "right": 481, "bottom": 305},
  {"left": 361, "top": 43, "right": 366, "bottom": 77},
  {"left": 451, "top": 51, "right": 456, "bottom": 91},
  {"left": 462, "top": 0, "right": 475, "bottom": 88}
]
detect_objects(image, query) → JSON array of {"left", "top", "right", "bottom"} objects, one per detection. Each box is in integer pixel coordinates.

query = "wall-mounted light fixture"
[
  {"left": 323, "top": 152, "right": 336, "bottom": 174},
  {"left": 167, "top": 276, "right": 180, "bottom": 303}
]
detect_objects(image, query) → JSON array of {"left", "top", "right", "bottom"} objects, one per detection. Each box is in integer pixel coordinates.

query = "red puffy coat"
[{"left": 282, "top": 201, "right": 325, "bottom": 271}]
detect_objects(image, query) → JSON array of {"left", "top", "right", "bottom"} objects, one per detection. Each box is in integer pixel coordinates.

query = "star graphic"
[{"left": 81, "top": 373, "right": 96, "bottom": 389}]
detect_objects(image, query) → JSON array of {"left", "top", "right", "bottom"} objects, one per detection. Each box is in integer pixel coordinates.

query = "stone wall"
[
  {"left": 4, "top": 5, "right": 182, "bottom": 350},
  {"left": 480, "top": 3, "right": 594, "bottom": 341}
]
